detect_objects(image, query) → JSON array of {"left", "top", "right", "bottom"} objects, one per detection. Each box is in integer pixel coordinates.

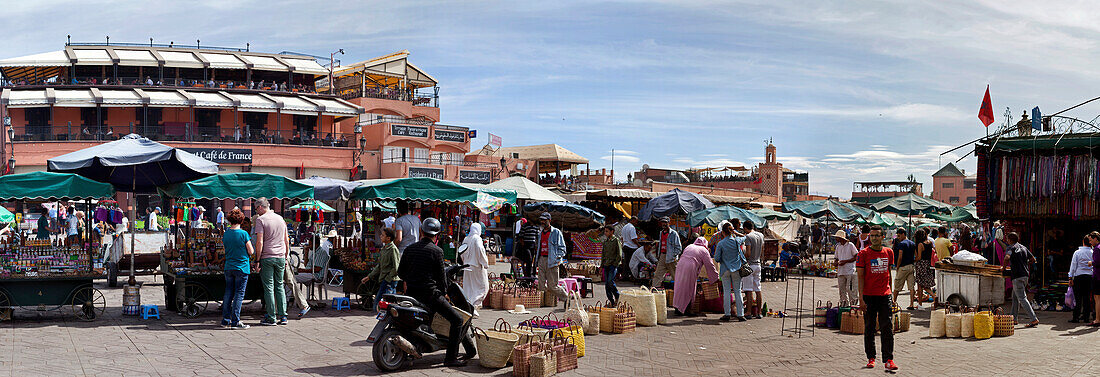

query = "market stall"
[
  {"left": 521, "top": 201, "right": 607, "bottom": 259},
  {"left": 157, "top": 173, "right": 314, "bottom": 317},
  {"left": 0, "top": 172, "right": 115, "bottom": 321}
]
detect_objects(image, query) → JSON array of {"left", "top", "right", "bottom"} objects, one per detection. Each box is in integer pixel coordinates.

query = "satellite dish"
[{"left": 642, "top": 164, "right": 650, "bottom": 170}]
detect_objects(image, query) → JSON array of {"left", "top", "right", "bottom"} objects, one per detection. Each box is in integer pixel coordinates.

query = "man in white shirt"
[
  {"left": 382, "top": 212, "right": 396, "bottom": 229},
  {"left": 834, "top": 230, "right": 860, "bottom": 306},
  {"left": 629, "top": 244, "right": 657, "bottom": 280},
  {"left": 619, "top": 217, "right": 643, "bottom": 274},
  {"left": 147, "top": 207, "right": 160, "bottom": 232}
]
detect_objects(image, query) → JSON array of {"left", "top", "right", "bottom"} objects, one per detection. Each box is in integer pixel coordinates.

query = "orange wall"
[{"left": 12, "top": 140, "right": 355, "bottom": 170}]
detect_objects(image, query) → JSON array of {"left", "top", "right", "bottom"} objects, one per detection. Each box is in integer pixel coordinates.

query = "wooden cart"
[
  {"left": 934, "top": 262, "right": 1006, "bottom": 308},
  {"left": 0, "top": 275, "right": 106, "bottom": 321}
]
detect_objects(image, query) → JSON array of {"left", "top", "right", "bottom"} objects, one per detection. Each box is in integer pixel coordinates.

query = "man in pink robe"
[{"left": 673, "top": 236, "right": 720, "bottom": 314}]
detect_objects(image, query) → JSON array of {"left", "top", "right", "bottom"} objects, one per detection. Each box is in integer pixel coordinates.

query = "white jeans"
[
  {"left": 722, "top": 271, "right": 744, "bottom": 317},
  {"left": 838, "top": 274, "right": 858, "bottom": 306}
]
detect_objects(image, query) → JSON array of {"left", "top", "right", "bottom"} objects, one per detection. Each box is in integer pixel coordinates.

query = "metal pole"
[{"left": 128, "top": 168, "right": 137, "bottom": 286}]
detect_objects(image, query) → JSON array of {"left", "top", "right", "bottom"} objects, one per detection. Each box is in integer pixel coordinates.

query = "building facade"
[
  {"left": 931, "top": 163, "right": 976, "bottom": 205},
  {"left": 850, "top": 181, "right": 923, "bottom": 204},
  {"left": 632, "top": 142, "right": 807, "bottom": 202}
]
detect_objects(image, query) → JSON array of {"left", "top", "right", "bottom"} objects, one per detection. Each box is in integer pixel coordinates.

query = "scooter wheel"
[{"left": 373, "top": 329, "right": 410, "bottom": 372}]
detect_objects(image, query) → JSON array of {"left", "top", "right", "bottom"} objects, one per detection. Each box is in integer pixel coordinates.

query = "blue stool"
[
  {"left": 140, "top": 305, "right": 160, "bottom": 320},
  {"left": 332, "top": 297, "right": 351, "bottom": 311}
]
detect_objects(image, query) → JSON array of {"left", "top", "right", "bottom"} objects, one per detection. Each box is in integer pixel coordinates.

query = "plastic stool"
[
  {"left": 558, "top": 278, "right": 579, "bottom": 293},
  {"left": 332, "top": 297, "right": 351, "bottom": 311},
  {"left": 140, "top": 305, "right": 160, "bottom": 320},
  {"left": 576, "top": 277, "right": 594, "bottom": 298}
]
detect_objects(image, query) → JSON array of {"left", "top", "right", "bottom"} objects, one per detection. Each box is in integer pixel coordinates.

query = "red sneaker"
[
  {"left": 885, "top": 360, "right": 898, "bottom": 371},
  {"left": 865, "top": 359, "right": 875, "bottom": 368}
]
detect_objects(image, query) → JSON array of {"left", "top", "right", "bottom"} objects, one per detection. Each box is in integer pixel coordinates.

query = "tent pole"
[{"left": 128, "top": 169, "right": 137, "bottom": 286}]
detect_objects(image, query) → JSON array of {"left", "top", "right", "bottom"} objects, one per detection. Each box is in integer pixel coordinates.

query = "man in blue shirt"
[
  {"left": 891, "top": 228, "right": 918, "bottom": 309},
  {"left": 713, "top": 219, "right": 747, "bottom": 322}
]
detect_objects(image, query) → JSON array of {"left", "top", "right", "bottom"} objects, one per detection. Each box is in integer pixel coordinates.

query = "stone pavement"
[{"left": 2, "top": 263, "right": 1099, "bottom": 376}]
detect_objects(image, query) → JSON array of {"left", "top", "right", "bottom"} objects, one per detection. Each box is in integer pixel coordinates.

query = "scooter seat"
[{"left": 383, "top": 294, "right": 423, "bottom": 308}]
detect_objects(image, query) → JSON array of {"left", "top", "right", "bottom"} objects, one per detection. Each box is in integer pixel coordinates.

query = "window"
[
  {"left": 942, "top": 182, "right": 954, "bottom": 188},
  {"left": 964, "top": 181, "right": 975, "bottom": 189},
  {"left": 383, "top": 146, "right": 407, "bottom": 162},
  {"left": 414, "top": 148, "right": 429, "bottom": 163},
  {"left": 450, "top": 152, "right": 464, "bottom": 165},
  {"left": 24, "top": 108, "right": 50, "bottom": 135},
  {"left": 949, "top": 196, "right": 959, "bottom": 203}
]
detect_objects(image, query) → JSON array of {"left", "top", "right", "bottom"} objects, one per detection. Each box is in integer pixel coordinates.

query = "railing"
[
  {"left": 382, "top": 156, "right": 496, "bottom": 168},
  {"left": 2, "top": 77, "right": 318, "bottom": 94},
  {"left": 335, "top": 86, "right": 439, "bottom": 107},
  {"left": 359, "top": 115, "right": 434, "bottom": 126},
  {"left": 68, "top": 41, "right": 251, "bottom": 53},
  {"left": 10, "top": 124, "right": 357, "bottom": 147}
]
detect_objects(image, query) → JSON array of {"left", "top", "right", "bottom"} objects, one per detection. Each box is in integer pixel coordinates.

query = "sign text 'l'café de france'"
[{"left": 180, "top": 148, "right": 253, "bottom": 164}]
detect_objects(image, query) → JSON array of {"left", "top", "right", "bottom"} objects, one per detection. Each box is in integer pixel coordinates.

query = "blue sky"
[{"left": 4, "top": 0, "right": 1099, "bottom": 197}]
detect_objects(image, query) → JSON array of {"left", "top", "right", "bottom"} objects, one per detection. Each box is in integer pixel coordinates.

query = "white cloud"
[{"left": 601, "top": 154, "right": 640, "bottom": 163}]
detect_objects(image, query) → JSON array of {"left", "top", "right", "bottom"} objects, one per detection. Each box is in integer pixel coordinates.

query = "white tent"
[{"left": 485, "top": 176, "right": 567, "bottom": 202}]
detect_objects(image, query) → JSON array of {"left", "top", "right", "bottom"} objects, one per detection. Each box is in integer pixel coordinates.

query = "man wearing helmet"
[{"left": 397, "top": 217, "right": 475, "bottom": 367}]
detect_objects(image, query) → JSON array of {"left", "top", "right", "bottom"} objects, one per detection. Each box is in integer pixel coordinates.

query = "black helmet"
[{"left": 421, "top": 217, "right": 442, "bottom": 236}]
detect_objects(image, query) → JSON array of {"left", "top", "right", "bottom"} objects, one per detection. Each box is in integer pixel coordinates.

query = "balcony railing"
[
  {"left": 2, "top": 77, "right": 318, "bottom": 94},
  {"left": 359, "top": 115, "right": 434, "bottom": 126},
  {"left": 336, "top": 86, "right": 438, "bottom": 107},
  {"left": 11, "top": 124, "right": 356, "bottom": 147},
  {"left": 382, "top": 156, "right": 496, "bottom": 168}
]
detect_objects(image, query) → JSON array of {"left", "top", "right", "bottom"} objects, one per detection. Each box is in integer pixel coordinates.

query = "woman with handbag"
[{"left": 713, "top": 220, "right": 748, "bottom": 321}]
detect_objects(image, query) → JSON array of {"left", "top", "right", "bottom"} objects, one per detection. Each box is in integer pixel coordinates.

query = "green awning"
[
  {"left": 351, "top": 177, "right": 516, "bottom": 204},
  {"left": 0, "top": 207, "right": 14, "bottom": 223},
  {"left": 750, "top": 208, "right": 794, "bottom": 221},
  {"left": 985, "top": 135, "right": 1100, "bottom": 152},
  {"left": 288, "top": 199, "right": 336, "bottom": 212},
  {"left": 927, "top": 205, "right": 978, "bottom": 223},
  {"left": 783, "top": 200, "right": 868, "bottom": 222},
  {"left": 687, "top": 205, "right": 767, "bottom": 228},
  {"left": 159, "top": 173, "right": 314, "bottom": 199},
  {"left": 854, "top": 212, "right": 895, "bottom": 227},
  {"left": 0, "top": 171, "right": 115, "bottom": 200},
  {"left": 871, "top": 193, "right": 953, "bottom": 215}
]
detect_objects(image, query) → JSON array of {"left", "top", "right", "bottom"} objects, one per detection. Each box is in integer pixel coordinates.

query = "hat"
[
  {"left": 508, "top": 304, "right": 532, "bottom": 314},
  {"left": 833, "top": 230, "right": 848, "bottom": 239},
  {"left": 323, "top": 229, "right": 338, "bottom": 238},
  {"left": 659, "top": 216, "right": 671, "bottom": 222},
  {"left": 539, "top": 212, "right": 552, "bottom": 220}
]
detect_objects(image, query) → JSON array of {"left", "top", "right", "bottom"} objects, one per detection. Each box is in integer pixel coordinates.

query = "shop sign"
[
  {"left": 408, "top": 167, "right": 445, "bottom": 179},
  {"left": 434, "top": 130, "right": 466, "bottom": 142},
  {"left": 459, "top": 170, "right": 491, "bottom": 184},
  {"left": 391, "top": 124, "right": 428, "bottom": 138},
  {"left": 180, "top": 148, "right": 253, "bottom": 164}
]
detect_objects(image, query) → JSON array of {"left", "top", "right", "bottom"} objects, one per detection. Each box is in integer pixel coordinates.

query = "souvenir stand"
[
  {"left": 521, "top": 201, "right": 607, "bottom": 281},
  {"left": 481, "top": 176, "right": 569, "bottom": 256},
  {"left": 157, "top": 173, "right": 314, "bottom": 317},
  {"left": 346, "top": 177, "right": 515, "bottom": 309},
  {"left": 0, "top": 172, "right": 115, "bottom": 321}
]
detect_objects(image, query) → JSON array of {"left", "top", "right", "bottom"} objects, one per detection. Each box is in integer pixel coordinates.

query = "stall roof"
[
  {"left": 701, "top": 194, "right": 753, "bottom": 204},
  {"left": 484, "top": 176, "right": 567, "bottom": 202},
  {"left": 0, "top": 171, "right": 115, "bottom": 200},
  {"left": 589, "top": 189, "right": 658, "bottom": 200},
  {"left": 492, "top": 144, "right": 589, "bottom": 164},
  {"left": 329, "top": 50, "right": 438, "bottom": 88},
  {"left": 352, "top": 177, "right": 516, "bottom": 205},
  {"left": 159, "top": 173, "right": 313, "bottom": 199},
  {"left": 0, "top": 87, "right": 362, "bottom": 117}
]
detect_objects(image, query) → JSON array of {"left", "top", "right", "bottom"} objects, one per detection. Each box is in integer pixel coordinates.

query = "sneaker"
[
  {"left": 865, "top": 359, "right": 875, "bottom": 369},
  {"left": 443, "top": 359, "right": 468, "bottom": 367},
  {"left": 231, "top": 323, "right": 250, "bottom": 330},
  {"left": 298, "top": 306, "right": 311, "bottom": 318},
  {"left": 259, "top": 319, "right": 277, "bottom": 326},
  {"left": 884, "top": 359, "right": 898, "bottom": 371},
  {"left": 736, "top": 316, "right": 747, "bottom": 322},
  {"left": 277, "top": 318, "right": 288, "bottom": 325},
  {"left": 719, "top": 315, "right": 731, "bottom": 322}
]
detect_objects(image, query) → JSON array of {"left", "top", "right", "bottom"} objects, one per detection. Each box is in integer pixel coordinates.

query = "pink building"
[{"left": 931, "top": 163, "right": 976, "bottom": 205}]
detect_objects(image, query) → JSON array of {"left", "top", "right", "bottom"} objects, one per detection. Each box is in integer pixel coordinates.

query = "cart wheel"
[
  {"left": 946, "top": 294, "right": 967, "bottom": 308},
  {"left": 70, "top": 287, "right": 106, "bottom": 321},
  {"left": 356, "top": 281, "right": 374, "bottom": 310},
  {"left": 0, "top": 290, "right": 11, "bottom": 321},
  {"left": 176, "top": 283, "right": 210, "bottom": 318}
]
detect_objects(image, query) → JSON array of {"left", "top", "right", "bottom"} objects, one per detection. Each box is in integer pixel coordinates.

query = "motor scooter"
[{"left": 367, "top": 262, "right": 475, "bottom": 371}]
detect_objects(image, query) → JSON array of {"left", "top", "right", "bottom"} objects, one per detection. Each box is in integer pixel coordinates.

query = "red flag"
[
  {"left": 978, "top": 85, "right": 994, "bottom": 127},
  {"left": 752, "top": 175, "right": 763, "bottom": 185},
  {"left": 297, "top": 163, "right": 305, "bottom": 179}
]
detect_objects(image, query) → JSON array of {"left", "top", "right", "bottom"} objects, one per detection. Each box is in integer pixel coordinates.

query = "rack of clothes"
[{"left": 984, "top": 152, "right": 1100, "bottom": 219}]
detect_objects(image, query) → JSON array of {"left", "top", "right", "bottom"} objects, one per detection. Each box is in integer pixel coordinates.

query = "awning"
[
  {"left": 281, "top": 57, "right": 327, "bottom": 75},
  {"left": 274, "top": 95, "right": 320, "bottom": 115},
  {"left": 0, "top": 50, "right": 70, "bottom": 67},
  {"left": 311, "top": 97, "right": 362, "bottom": 117},
  {"left": 115, "top": 49, "right": 159, "bottom": 67},
  {"left": 99, "top": 89, "right": 146, "bottom": 107},
  {"left": 2, "top": 89, "right": 50, "bottom": 108},
  {"left": 0, "top": 172, "right": 115, "bottom": 200},
  {"left": 71, "top": 49, "right": 111, "bottom": 65},
  {"left": 53, "top": 89, "right": 96, "bottom": 107},
  {"left": 238, "top": 55, "right": 287, "bottom": 72},
  {"left": 190, "top": 91, "right": 234, "bottom": 108},
  {"left": 145, "top": 90, "right": 190, "bottom": 107},
  {"left": 228, "top": 93, "right": 279, "bottom": 112},
  {"left": 159, "top": 51, "right": 204, "bottom": 69},
  {"left": 199, "top": 52, "right": 247, "bottom": 70},
  {"left": 159, "top": 173, "right": 313, "bottom": 199}
]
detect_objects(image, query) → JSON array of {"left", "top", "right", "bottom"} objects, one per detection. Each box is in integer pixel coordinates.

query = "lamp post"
[{"left": 329, "top": 49, "right": 344, "bottom": 95}]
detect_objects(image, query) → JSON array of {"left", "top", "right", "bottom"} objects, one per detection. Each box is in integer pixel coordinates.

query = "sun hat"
[
  {"left": 833, "top": 230, "right": 848, "bottom": 239},
  {"left": 508, "top": 304, "right": 532, "bottom": 314}
]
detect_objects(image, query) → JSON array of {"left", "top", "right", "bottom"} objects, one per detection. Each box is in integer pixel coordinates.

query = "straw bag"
[
  {"left": 961, "top": 309, "right": 975, "bottom": 338},
  {"left": 826, "top": 301, "right": 841, "bottom": 329},
  {"left": 551, "top": 319, "right": 585, "bottom": 357},
  {"left": 651, "top": 288, "right": 668, "bottom": 324},
  {"left": 893, "top": 311, "right": 911, "bottom": 332},
  {"left": 945, "top": 310, "right": 962, "bottom": 338},
  {"left": 521, "top": 313, "right": 568, "bottom": 330},
  {"left": 515, "top": 324, "right": 550, "bottom": 344},
  {"left": 512, "top": 341, "right": 547, "bottom": 377},
  {"left": 621, "top": 287, "right": 657, "bottom": 326},
  {"left": 549, "top": 337, "right": 578, "bottom": 373},
  {"left": 529, "top": 344, "right": 557, "bottom": 377},
  {"left": 488, "top": 281, "right": 505, "bottom": 309},
  {"left": 581, "top": 303, "right": 600, "bottom": 335},
  {"left": 523, "top": 287, "right": 542, "bottom": 308},
  {"left": 503, "top": 284, "right": 522, "bottom": 311},
  {"left": 612, "top": 303, "right": 637, "bottom": 334},
  {"left": 594, "top": 301, "right": 616, "bottom": 333},
  {"left": 849, "top": 307, "right": 864, "bottom": 334},
  {"left": 814, "top": 301, "right": 829, "bottom": 327},
  {"left": 973, "top": 310, "right": 994, "bottom": 339},
  {"left": 541, "top": 290, "right": 558, "bottom": 307},
  {"left": 563, "top": 292, "right": 590, "bottom": 331},
  {"left": 700, "top": 281, "right": 721, "bottom": 300},
  {"left": 431, "top": 307, "right": 472, "bottom": 337},
  {"left": 474, "top": 320, "right": 520, "bottom": 369},
  {"left": 690, "top": 290, "right": 704, "bottom": 315},
  {"left": 992, "top": 308, "right": 1014, "bottom": 337},
  {"left": 929, "top": 309, "right": 946, "bottom": 338},
  {"left": 666, "top": 289, "right": 674, "bottom": 307}
]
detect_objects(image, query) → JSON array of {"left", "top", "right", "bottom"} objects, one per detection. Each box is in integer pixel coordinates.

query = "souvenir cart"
[
  {"left": 0, "top": 172, "right": 114, "bottom": 321},
  {"left": 346, "top": 178, "right": 515, "bottom": 308},
  {"left": 157, "top": 173, "right": 314, "bottom": 317}
]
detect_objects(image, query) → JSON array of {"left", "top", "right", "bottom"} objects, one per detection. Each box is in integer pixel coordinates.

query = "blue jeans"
[
  {"left": 222, "top": 270, "right": 248, "bottom": 326},
  {"left": 604, "top": 266, "right": 620, "bottom": 304},
  {"left": 375, "top": 281, "right": 398, "bottom": 311},
  {"left": 260, "top": 258, "right": 287, "bottom": 321},
  {"left": 1012, "top": 276, "right": 1038, "bottom": 323},
  {"left": 721, "top": 270, "right": 744, "bottom": 317}
]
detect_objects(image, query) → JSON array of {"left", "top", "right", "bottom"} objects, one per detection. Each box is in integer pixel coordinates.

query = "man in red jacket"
[{"left": 857, "top": 225, "right": 897, "bottom": 371}]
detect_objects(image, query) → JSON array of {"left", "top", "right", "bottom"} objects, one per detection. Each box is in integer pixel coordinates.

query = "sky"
[{"left": 3, "top": 0, "right": 1099, "bottom": 198}]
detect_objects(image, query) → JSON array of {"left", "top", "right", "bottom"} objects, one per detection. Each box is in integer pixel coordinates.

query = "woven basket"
[
  {"left": 841, "top": 307, "right": 864, "bottom": 334},
  {"left": 700, "top": 281, "right": 721, "bottom": 300},
  {"left": 511, "top": 341, "right": 540, "bottom": 377},
  {"left": 893, "top": 312, "right": 911, "bottom": 332},
  {"left": 515, "top": 324, "right": 550, "bottom": 344},
  {"left": 973, "top": 311, "right": 994, "bottom": 339},
  {"left": 581, "top": 304, "right": 600, "bottom": 335},
  {"left": 620, "top": 287, "right": 657, "bottom": 326},
  {"left": 474, "top": 321, "right": 520, "bottom": 369},
  {"left": 814, "top": 301, "right": 829, "bottom": 327},
  {"left": 502, "top": 285, "right": 523, "bottom": 311},
  {"left": 929, "top": 309, "right": 946, "bottom": 337},
  {"left": 992, "top": 308, "right": 1014, "bottom": 337},
  {"left": 595, "top": 302, "right": 616, "bottom": 333},
  {"left": 523, "top": 288, "right": 542, "bottom": 308},
  {"left": 961, "top": 312, "right": 975, "bottom": 338},
  {"left": 666, "top": 288, "right": 674, "bottom": 307},
  {"left": 945, "top": 312, "right": 962, "bottom": 338},
  {"left": 651, "top": 288, "right": 668, "bottom": 324},
  {"left": 551, "top": 320, "right": 585, "bottom": 357},
  {"left": 550, "top": 337, "right": 578, "bottom": 372},
  {"left": 612, "top": 303, "right": 636, "bottom": 334},
  {"left": 529, "top": 347, "right": 557, "bottom": 377},
  {"left": 488, "top": 282, "right": 505, "bottom": 309},
  {"left": 541, "top": 290, "right": 558, "bottom": 307},
  {"left": 430, "top": 307, "right": 472, "bottom": 337}
]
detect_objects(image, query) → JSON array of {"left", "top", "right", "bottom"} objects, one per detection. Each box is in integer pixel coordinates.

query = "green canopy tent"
[
  {"left": 287, "top": 199, "right": 337, "bottom": 212},
  {"left": 0, "top": 207, "right": 13, "bottom": 223},
  {"left": 927, "top": 204, "right": 978, "bottom": 223},
  {"left": 687, "top": 205, "right": 768, "bottom": 229},
  {"left": 783, "top": 200, "right": 866, "bottom": 222},
  {"left": 751, "top": 207, "right": 794, "bottom": 221},
  {"left": 351, "top": 177, "right": 516, "bottom": 214},
  {"left": 0, "top": 171, "right": 116, "bottom": 200},
  {"left": 871, "top": 193, "right": 953, "bottom": 233},
  {"left": 854, "top": 211, "right": 895, "bottom": 227},
  {"left": 158, "top": 173, "right": 314, "bottom": 200}
]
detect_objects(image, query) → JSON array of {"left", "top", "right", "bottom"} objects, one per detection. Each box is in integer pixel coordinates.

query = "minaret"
[{"left": 759, "top": 138, "right": 783, "bottom": 197}]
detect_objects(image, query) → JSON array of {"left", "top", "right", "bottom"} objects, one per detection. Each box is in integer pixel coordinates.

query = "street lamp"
[
  {"left": 7, "top": 158, "right": 14, "bottom": 174},
  {"left": 359, "top": 136, "right": 366, "bottom": 151},
  {"left": 329, "top": 49, "right": 344, "bottom": 95}
]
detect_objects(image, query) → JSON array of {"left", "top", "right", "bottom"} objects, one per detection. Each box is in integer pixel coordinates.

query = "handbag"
[{"left": 738, "top": 264, "right": 753, "bottom": 278}]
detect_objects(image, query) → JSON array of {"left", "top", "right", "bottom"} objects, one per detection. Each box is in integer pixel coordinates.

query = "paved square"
[{"left": 2, "top": 264, "right": 1098, "bottom": 376}]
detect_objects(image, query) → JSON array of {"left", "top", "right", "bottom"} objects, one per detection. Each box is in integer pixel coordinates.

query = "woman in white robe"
[{"left": 460, "top": 222, "right": 490, "bottom": 311}]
